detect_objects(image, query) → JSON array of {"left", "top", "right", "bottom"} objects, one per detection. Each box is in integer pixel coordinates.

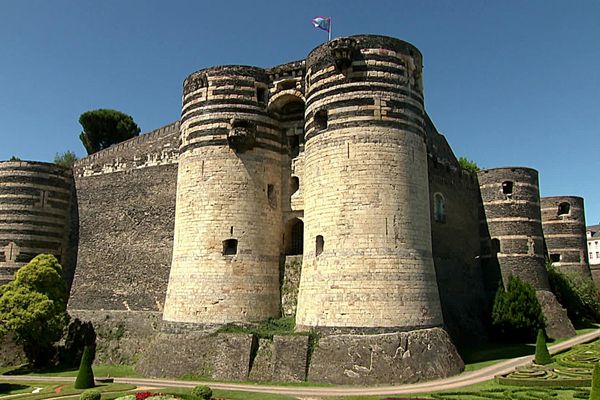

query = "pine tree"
[
  {"left": 74, "top": 346, "right": 95, "bottom": 389},
  {"left": 534, "top": 329, "right": 552, "bottom": 365}
]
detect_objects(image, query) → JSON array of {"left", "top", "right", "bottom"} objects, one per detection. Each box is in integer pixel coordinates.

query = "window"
[
  {"left": 314, "top": 109, "right": 328, "bottom": 130},
  {"left": 290, "top": 176, "right": 300, "bottom": 195},
  {"left": 550, "top": 253, "right": 561, "bottom": 262},
  {"left": 256, "top": 87, "right": 267, "bottom": 105},
  {"left": 433, "top": 193, "right": 446, "bottom": 223},
  {"left": 558, "top": 202, "right": 570, "bottom": 216},
  {"left": 267, "top": 184, "right": 277, "bottom": 208},
  {"left": 591, "top": 252, "right": 594, "bottom": 259},
  {"left": 278, "top": 80, "right": 296, "bottom": 91},
  {"left": 222, "top": 239, "right": 238, "bottom": 256},
  {"left": 316, "top": 235, "right": 324, "bottom": 256},
  {"left": 491, "top": 238, "right": 501, "bottom": 254},
  {"left": 597, "top": 252, "right": 600, "bottom": 258},
  {"left": 502, "top": 181, "right": 513, "bottom": 197}
]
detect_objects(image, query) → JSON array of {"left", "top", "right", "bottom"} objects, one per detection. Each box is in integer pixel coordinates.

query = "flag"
[{"left": 312, "top": 16, "right": 331, "bottom": 32}]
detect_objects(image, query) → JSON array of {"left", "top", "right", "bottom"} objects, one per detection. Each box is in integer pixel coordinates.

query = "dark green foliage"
[
  {"left": 54, "top": 151, "right": 78, "bottom": 168},
  {"left": 547, "top": 261, "right": 600, "bottom": 326},
  {"left": 591, "top": 363, "right": 600, "bottom": 400},
  {"left": 79, "top": 389, "right": 101, "bottom": 400},
  {"left": 0, "top": 254, "right": 69, "bottom": 366},
  {"left": 79, "top": 109, "right": 140, "bottom": 155},
  {"left": 60, "top": 319, "right": 97, "bottom": 368},
  {"left": 74, "top": 345, "right": 95, "bottom": 389},
  {"left": 491, "top": 276, "right": 545, "bottom": 342},
  {"left": 534, "top": 329, "right": 552, "bottom": 365},
  {"left": 191, "top": 385, "right": 212, "bottom": 400},
  {"left": 8, "top": 156, "right": 21, "bottom": 161},
  {"left": 458, "top": 156, "right": 480, "bottom": 172}
]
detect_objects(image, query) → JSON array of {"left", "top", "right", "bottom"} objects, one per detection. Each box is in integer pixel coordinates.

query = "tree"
[
  {"left": 534, "top": 329, "right": 552, "bottom": 365},
  {"left": 491, "top": 276, "right": 545, "bottom": 342},
  {"left": 458, "top": 156, "right": 480, "bottom": 172},
  {"left": 74, "top": 345, "right": 95, "bottom": 389},
  {"left": 54, "top": 151, "right": 78, "bottom": 168},
  {"left": 0, "top": 254, "right": 69, "bottom": 366},
  {"left": 8, "top": 156, "right": 21, "bottom": 161},
  {"left": 78, "top": 109, "right": 140, "bottom": 155}
]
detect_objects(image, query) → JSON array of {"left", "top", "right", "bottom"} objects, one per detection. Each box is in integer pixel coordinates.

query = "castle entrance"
[{"left": 285, "top": 218, "right": 304, "bottom": 255}]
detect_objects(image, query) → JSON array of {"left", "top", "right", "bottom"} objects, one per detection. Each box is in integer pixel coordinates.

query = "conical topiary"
[
  {"left": 591, "top": 363, "right": 600, "bottom": 400},
  {"left": 74, "top": 345, "right": 95, "bottom": 389},
  {"left": 534, "top": 329, "right": 552, "bottom": 365}
]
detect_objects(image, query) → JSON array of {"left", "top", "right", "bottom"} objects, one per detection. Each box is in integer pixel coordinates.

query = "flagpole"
[{"left": 329, "top": 18, "right": 332, "bottom": 41}]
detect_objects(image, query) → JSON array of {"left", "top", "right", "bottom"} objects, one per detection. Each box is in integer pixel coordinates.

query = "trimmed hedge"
[
  {"left": 74, "top": 345, "right": 95, "bottom": 389},
  {"left": 191, "top": 385, "right": 212, "bottom": 400},
  {"left": 80, "top": 389, "right": 101, "bottom": 400}
]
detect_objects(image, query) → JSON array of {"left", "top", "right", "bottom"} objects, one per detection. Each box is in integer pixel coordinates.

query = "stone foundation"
[{"left": 136, "top": 326, "right": 462, "bottom": 385}]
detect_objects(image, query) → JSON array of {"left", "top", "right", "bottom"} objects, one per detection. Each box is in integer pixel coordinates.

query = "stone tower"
[
  {"left": 0, "top": 161, "right": 72, "bottom": 283},
  {"left": 478, "top": 167, "right": 574, "bottom": 338},
  {"left": 295, "top": 35, "right": 444, "bottom": 332},
  {"left": 162, "top": 66, "right": 284, "bottom": 326},
  {"left": 541, "top": 196, "right": 592, "bottom": 279}
]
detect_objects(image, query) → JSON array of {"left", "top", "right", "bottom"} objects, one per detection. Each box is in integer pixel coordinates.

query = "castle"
[{"left": 0, "top": 35, "right": 595, "bottom": 384}]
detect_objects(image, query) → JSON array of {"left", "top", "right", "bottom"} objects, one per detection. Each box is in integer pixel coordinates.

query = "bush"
[
  {"left": 547, "top": 262, "right": 600, "bottom": 325},
  {"left": 191, "top": 385, "right": 212, "bottom": 400},
  {"left": 74, "top": 345, "right": 95, "bottom": 389},
  {"left": 534, "top": 329, "right": 552, "bottom": 365},
  {"left": 591, "top": 363, "right": 600, "bottom": 400},
  {"left": 80, "top": 389, "right": 101, "bottom": 400},
  {"left": 492, "top": 276, "right": 545, "bottom": 342}
]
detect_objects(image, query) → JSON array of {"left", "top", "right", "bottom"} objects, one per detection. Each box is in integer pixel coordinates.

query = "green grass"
[
  {"left": 0, "top": 363, "right": 139, "bottom": 378},
  {"left": 0, "top": 380, "right": 135, "bottom": 399}
]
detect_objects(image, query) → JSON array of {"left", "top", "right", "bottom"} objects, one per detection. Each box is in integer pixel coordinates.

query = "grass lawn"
[
  {"left": 0, "top": 364, "right": 139, "bottom": 378},
  {"left": 0, "top": 381, "right": 135, "bottom": 399}
]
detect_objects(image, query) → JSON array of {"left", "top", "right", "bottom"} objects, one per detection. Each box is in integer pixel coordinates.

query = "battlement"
[{"left": 73, "top": 121, "right": 179, "bottom": 177}]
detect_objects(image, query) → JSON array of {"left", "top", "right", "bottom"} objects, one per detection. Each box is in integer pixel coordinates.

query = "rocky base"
[
  {"left": 68, "top": 309, "right": 161, "bottom": 365},
  {"left": 308, "top": 327, "right": 463, "bottom": 384},
  {"left": 136, "top": 326, "right": 463, "bottom": 385},
  {"left": 536, "top": 290, "right": 576, "bottom": 340},
  {"left": 0, "top": 333, "right": 26, "bottom": 367}
]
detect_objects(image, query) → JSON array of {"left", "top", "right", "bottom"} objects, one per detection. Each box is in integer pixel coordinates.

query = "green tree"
[
  {"left": 492, "top": 276, "right": 545, "bottom": 342},
  {"left": 74, "top": 345, "right": 95, "bottom": 389},
  {"left": 8, "top": 156, "right": 21, "bottom": 161},
  {"left": 54, "top": 151, "right": 78, "bottom": 168},
  {"left": 458, "top": 156, "right": 480, "bottom": 172},
  {"left": 0, "top": 254, "right": 69, "bottom": 366},
  {"left": 534, "top": 329, "right": 552, "bottom": 365},
  {"left": 78, "top": 109, "right": 140, "bottom": 155}
]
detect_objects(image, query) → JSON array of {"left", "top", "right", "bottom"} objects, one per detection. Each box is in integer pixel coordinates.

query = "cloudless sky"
[{"left": 1, "top": 1, "right": 598, "bottom": 223}]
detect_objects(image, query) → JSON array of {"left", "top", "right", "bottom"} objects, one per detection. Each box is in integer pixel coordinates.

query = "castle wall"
[
  {"left": 427, "top": 157, "right": 487, "bottom": 343},
  {"left": 0, "top": 161, "right": 72, "bottom": 283},
  {"left": 296, "top": 35, "right": 443, "bottom": 332},
  {"left": 162, "top": 66, "right": 285, "bottom": 326},
  {"left": 67, "top": 123, "right": 179, "bottom": 313},
  {"left": 541, "top": 196, "right": 592, "bottom": 279}
]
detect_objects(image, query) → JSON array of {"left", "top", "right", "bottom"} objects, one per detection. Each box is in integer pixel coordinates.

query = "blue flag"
[{"left": 312, "top": 16, "right": 331, "bottom": 32}]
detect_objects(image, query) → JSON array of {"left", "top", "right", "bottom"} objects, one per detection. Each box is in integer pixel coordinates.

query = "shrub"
[
  {"left": 458, "top": 156, "right": 480, "bottom": 172},
  {"left": 74, "top": 345, "right": 95, "bottom": 389},
  {"left": 591, "top": 363, "right": 600, "bottom": 400},
  {"left": 547, "top": 262, "right": 600, "bottom": 325},
  {"left": 80, "top": 389, "right": 101, "bottom": 400},
  {"left": 491, "top": 276, "right": 545, "bottom": 342},
  {"left": 534, "top": 329, "right": 552, "bottom": 365},
  {"left": 191, "top": 385, "right": 212, "bottom": 400}
]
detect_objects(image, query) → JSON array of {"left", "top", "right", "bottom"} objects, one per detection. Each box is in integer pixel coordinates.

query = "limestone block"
[
  {"left": 272, "top": 335, "right": 309, "bottom": 382},
  {"left": 536, "top": 290, "right": 575, "bottom": 339}
]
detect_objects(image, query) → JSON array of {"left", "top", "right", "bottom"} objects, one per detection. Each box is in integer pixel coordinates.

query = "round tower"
[
  {"left": 295, "top": 35, "right": 443, "bottom": 332},
  {"left": 541, "top": 196, "right": 592, "bottom": 278},
  {"left": 478, "top": 167, "right": 550, "bottom": 289},
  {"left": 162, "top": 66, "right": 284, "bottom": 326},
  {"left": 0, "top": 160, "right": 72, "bottom": 283}
]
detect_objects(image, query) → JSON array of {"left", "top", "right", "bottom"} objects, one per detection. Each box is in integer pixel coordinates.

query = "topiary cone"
[
  {"left": 534, "top": 329, "right": 552, "bottom": 365},
  {"left": 591, "top": 363, "right": 600, "bottom": 400},
  {"left": 74, "top": 345, "right": 95, "bottom": 389}
]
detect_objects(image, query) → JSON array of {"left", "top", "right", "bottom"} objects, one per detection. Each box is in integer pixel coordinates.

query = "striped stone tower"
[
  {"left": 296, "top": 35, "right": 444, "bottom": 332},
  {"left": 541, "top": 196, "right": 592, "bottom": 279},
  {"left": 478, "top": 167, "right": 574, "bottom": 338},
  {"left": 0, "top": 161, "right": 72, "bottom": 283},
  {"left": 162, "top": 66, "right": 285, "bottom": 326}
]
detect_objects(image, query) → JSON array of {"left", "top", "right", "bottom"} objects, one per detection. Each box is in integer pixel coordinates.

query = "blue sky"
[{"left": 1, "top": 1, "right": 598, "bottom": 223}]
